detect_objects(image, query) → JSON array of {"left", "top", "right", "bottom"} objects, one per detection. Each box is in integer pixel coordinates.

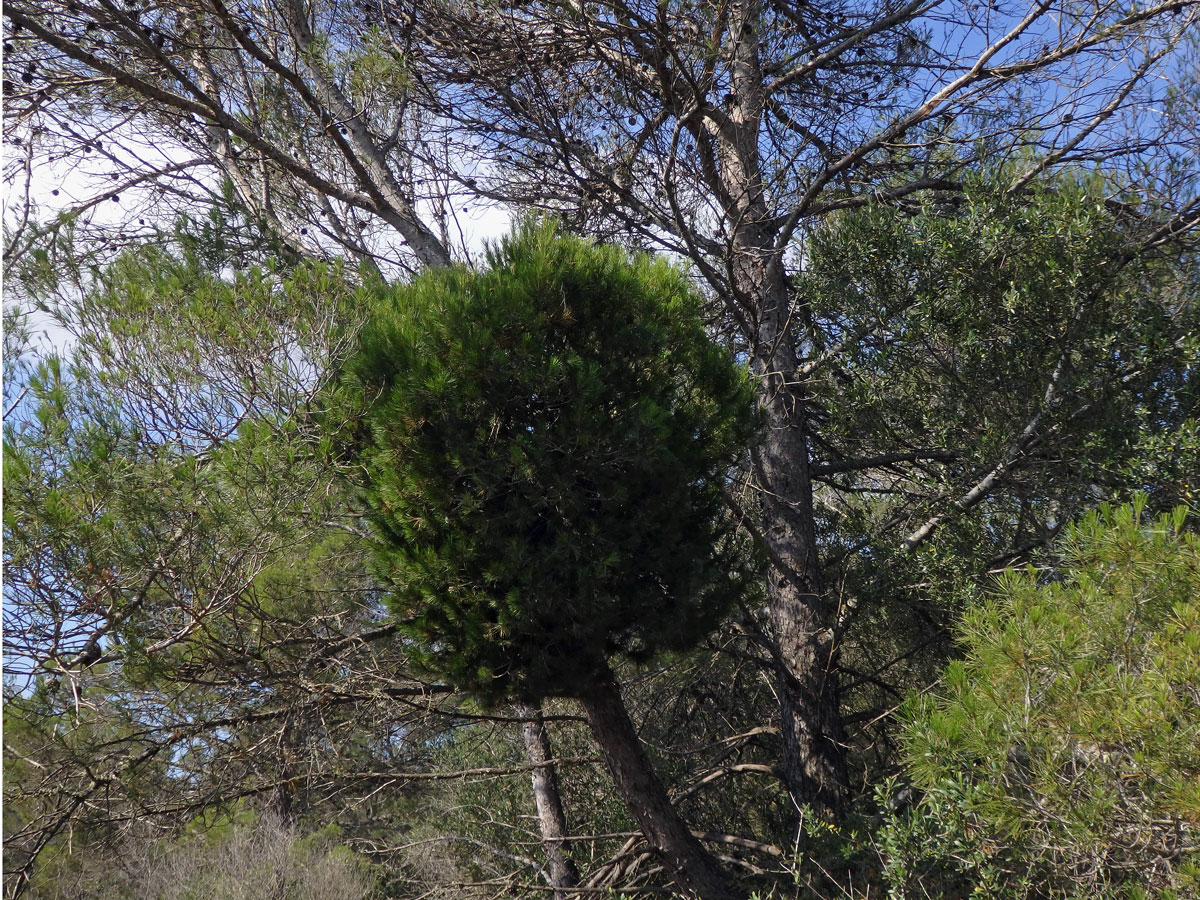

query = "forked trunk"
[{"left": 577, "top": 666, "right": 744, "bottom": 900}]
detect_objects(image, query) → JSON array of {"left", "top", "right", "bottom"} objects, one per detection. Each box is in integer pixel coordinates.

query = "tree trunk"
[
  {"left": 754, "top": 321, "right": 849, "bottom": 814},
  {"left": 716, "top": 0, "right": 849, "bottom": 814},
  {"left": 737, "top": 250, "right": 849, "bottom": 814},
  {"left": 577, "top": 666, "right": 744, "bottom": 900},
  {"left": 515, "top": 701, "right": 581, "bottom": 900}
]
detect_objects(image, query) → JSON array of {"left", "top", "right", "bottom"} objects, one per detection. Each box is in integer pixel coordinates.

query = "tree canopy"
[
  {"left": 340, "top": 223, "right": 762, "bottom": 900},
  {"left": 345, "top": 222, "right": 759, "bottom": 703},
  {"left": 4, "top": 1, "right": 1200, "bottom": 879},
  {"left": 6, "top": 0, "right": 1199, "bottom": 817}
]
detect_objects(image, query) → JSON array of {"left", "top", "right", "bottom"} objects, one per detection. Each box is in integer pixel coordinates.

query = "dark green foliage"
[
  {"left": 885, "top": 500, "right": 1200, "bottom": 899},
  {"left": 345, "top": 222, "right": 759, "bottom": 703},
  {"left": 796, "top": 175, "right": 1199, "bottom": 761},
  {"left": 804, "top": 172, "right": 1196, "bottom": 543}
]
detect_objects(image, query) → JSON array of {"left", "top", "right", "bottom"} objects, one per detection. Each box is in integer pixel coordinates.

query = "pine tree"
[
  {"left": 889, "top": 500, "right": 1200, "bottom": 898},
  {"left": 345, "top": 222, "right": 760, "bottom": 900}
]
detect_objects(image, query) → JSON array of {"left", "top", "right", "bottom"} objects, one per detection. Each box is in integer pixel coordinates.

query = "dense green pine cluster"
[{"left": 344, "top": 223, "right": 760, "bottom": 702}]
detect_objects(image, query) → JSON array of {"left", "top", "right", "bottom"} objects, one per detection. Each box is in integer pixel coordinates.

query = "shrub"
[{"left": 885, "top": 499, "right": 1200, "bottom": 899}]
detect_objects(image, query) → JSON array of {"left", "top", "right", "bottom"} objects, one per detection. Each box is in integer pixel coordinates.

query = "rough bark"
[
  {"left": 515, "top": 701, "right": 581, "bottom": 900},
  {"left": 737, "top": 247, "right": 849, "bottom": 814},
  {"left": 719, "top": 0, "right": 848, "bottom": 812},
  {"left": 753, "top": 314, "right": 849, "bottom": 814},
  {"left": 577, "top": 667, "right": 744, "bottom": 900}
]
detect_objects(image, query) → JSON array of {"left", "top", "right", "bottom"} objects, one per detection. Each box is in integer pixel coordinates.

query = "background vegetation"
[{"left": 4, "top": 1, "right": 1199, "bottom": 898}]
